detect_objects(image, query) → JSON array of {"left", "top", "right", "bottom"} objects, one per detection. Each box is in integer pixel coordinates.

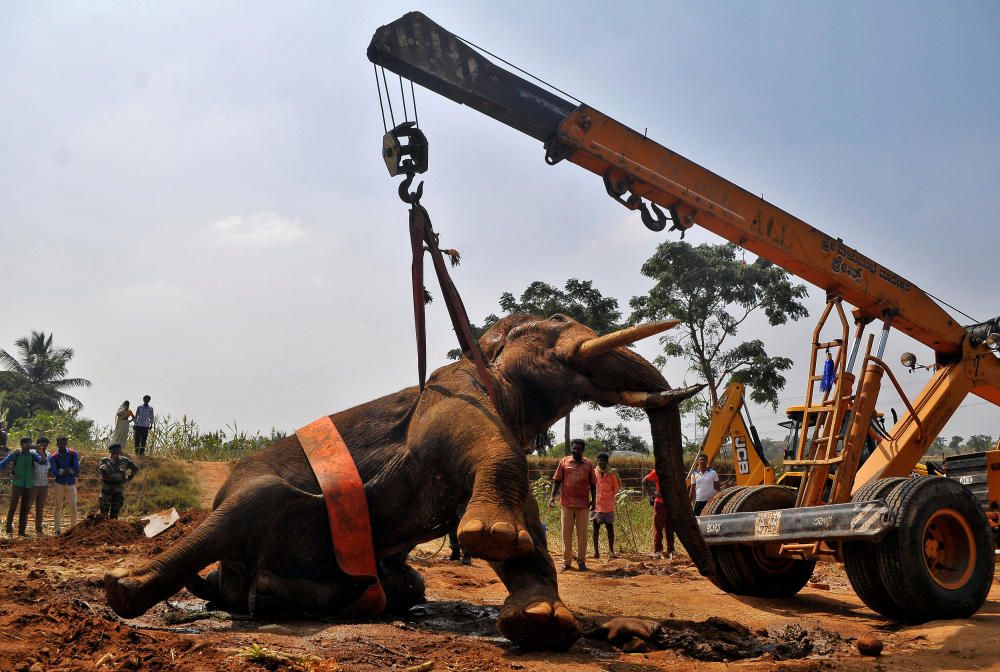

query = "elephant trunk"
[
  {"left": 647, "top": 405, "right": 716, "bottom": 579},
  {"left": 106, "top": 480, "right": 278, "bottom": 618},
  {"left": 105, "top": 519, "right": 219, "bottom": 618}
]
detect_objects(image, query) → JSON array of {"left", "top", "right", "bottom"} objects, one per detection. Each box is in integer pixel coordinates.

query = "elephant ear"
[{"left": 478, "top": 314, "right": 539, "bottom": 363}]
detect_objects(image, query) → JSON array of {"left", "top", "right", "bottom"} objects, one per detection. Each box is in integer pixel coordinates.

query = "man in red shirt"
[
  {"left": 592, "top": 452, "right": 622, "bottom": 559},
  {"left": 549, "top": 439, "right": 596, "bottom": 571},
  {"left": 642, "top": 468, "right": 675, "bottom": 559}
]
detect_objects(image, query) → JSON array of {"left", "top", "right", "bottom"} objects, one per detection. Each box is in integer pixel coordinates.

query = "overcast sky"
[{"left": 1, "top": 2, "right": 998, "bottom": 446}]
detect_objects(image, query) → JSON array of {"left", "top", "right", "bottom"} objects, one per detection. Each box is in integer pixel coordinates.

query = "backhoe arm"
[{"left": 692, "top": 382, "right": 774, "bottom": 487}]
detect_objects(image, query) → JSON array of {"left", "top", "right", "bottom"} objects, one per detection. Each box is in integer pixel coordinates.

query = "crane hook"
[
  {"left": 398, "top": 172, "right": 424, "bottom": 204},
  {"left": 639, "top": 201, "right": 668, "bottom": 233},
  {"left": 666, "top": 205, "right": 688, "bottom": 239}
]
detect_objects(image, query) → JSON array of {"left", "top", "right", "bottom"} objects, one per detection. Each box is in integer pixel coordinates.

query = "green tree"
[
  {"left": 446, "top": 279, "right": 624, "bottom": 360},
  {"left": 964, "top": 434, "right": 994, "bottom": 453},
  {"left": 450, "top": 279, "right": 624, "bottom": 453},
  {"left": 948, "top": 435, "right": 965, "bottom": 455},
  {"left": 929, "top": 436, "right": 946, "bottom": 459},
  {"left": 582, "top": 421, "right": 650, "bottom": 454},
  {"left": 629, "top": 241, "right": 809, "bottom": 423},
  {"left": 498, "top": 279, "right": 623, "bottom": 333},
  {"left": 0, "top": 331, "right": 92, "bottom": 425},
  {"left": 9, "top": 409, "right": 95, "bottom": 446}
]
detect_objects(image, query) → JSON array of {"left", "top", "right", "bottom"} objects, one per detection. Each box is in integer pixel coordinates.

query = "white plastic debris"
[{"left": 142, "top": 507, "right": 180, "bottom": 537}]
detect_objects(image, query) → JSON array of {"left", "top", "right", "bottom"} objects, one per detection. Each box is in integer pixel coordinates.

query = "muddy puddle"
[
  {"left": 402, "top": 600, "right": 502, "bottom": 639},
  {"left": 585, "top": 616, "right": 847, "bottom": 661}
]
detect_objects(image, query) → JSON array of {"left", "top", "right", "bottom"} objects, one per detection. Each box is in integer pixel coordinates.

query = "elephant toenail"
[
  {"left": 554, "top": 605, "right": 575, "bottom": 624},
  {"left": 489, "top": 521, "right": 516, "bottom": 540},
  {"left": 524, "top": 602, "right": 553, "bottom": 617},
  {"left": 461, "top": 519, "right": 485, "bottom": 535},
  {"left": 516, "top": 529, "right": 533, "bottom": 550}
]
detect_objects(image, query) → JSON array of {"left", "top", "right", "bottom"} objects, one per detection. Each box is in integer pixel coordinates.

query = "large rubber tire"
[
  {"left": 842, "top": 477, "right": 910, "bottom": 619},
  {"left": 715, "top": 485, "right": 816, "bottom": 598},
  {"left": 874, "top": 476, "right": 995, "bottom": 623},
  {"left": 699, "top": 486, "right": 745, "bottom": 593}
]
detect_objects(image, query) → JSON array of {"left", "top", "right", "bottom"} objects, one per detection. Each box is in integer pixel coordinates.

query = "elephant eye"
[{"left": 549, "top": 314, "right": 568, "bottom": 323}]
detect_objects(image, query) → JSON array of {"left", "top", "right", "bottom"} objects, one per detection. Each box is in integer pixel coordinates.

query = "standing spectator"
[
  {"left": 0, "top": 421, "right": 8, "bottom": 455},
  {"left": 133, "top": 395, "right": 154, "bottom": 455},
  {"left": 32, "top": 437, "right": 51, "bottom": 535},
  {"left": 49, "top": 436, "right": 80, "bottom": 535},
  {"left": 111, "top": 401, "right": 134, "bottom": 452},
  {"left": 591, "top": 452, "right": 622, "bottom": 560},
  {"left": 98, "top": 443, "right": 139, "bottom": 519},
  {"left": 642, "top": 468, "right": 674, "bottom": 558},
  {"left": 689, "top": 453, "right": 720, "bottom": 515},
  {"left": 549, "top": 439, "right": 596, "bottom": 571},
  {"left": 1, "top": 438, "right": 44, "bottom": 536}
]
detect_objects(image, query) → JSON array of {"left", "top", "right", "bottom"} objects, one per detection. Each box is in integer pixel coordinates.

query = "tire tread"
[
  {"left": 842, "top": 477, "right": 909, "bottom": 619},
  {"left": 875, "top": 476, "right": 994, "bottom": 623},
  {"left": 715, "top": 486, "right": 815, "bottom": 598}
]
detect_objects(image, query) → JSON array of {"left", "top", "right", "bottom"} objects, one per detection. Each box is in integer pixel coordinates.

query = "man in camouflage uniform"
[{"left": 99, "top": 443, "right": 139, "bottom": 519}]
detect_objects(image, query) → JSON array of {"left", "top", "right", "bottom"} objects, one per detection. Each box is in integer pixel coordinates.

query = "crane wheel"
[
  {"left": 842, "top": 477, "right": 911, "bottom": 619},
  {"left": 699, "top": 486, "right": 746, "bottom": 593},
  {"left": 714, "top": 485, "right": 815, "bottom": 598},
  {"left": 872, "top": 476, "right": 994, "bottom": 623}
]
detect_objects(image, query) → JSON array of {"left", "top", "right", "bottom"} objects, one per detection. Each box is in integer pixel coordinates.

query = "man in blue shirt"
[
  {"left": 49, "top": 436, "right": 81, "bottom": 535},
  {"left": 1, "top": 438, "right": 44, "bottom": 536},
  {"left": 133, "top": 395, "right": 154, "bottom": 455}
]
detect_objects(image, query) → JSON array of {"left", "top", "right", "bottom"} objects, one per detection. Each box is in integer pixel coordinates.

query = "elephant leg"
[
  {"left": 183, "top": 570, "right": 218, "bottom": 603},
  {"left": 455, "top": 436, "right": 534, "bottom": 562},
  {"left": 247, "top": 553, "right": 425, "bottom": 618},
  {"left": 491, "top": 495, "right": 579, "bottom": 651},
  {"left": 249, "top": 570, "right": 366, "bottom": 618},
  {"left": 106, "top": 476, "right": 293, "bottom": 618},
  {"left": 379, "top": 552, "right": 426, "bottom": 615},
  {"left": 184, "top": 560, "right": 249, "bottom": 612}
]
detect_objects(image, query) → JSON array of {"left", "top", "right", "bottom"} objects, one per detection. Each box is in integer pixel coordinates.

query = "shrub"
[
  {"left": 122, "top": 457, "right": 200, "bottom": 516},
  {"left": 9, "top": 409, "right": 95, "bottom": 446}
]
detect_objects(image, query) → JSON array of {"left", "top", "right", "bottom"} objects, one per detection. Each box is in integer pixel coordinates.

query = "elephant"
[{"left": 104, "top": 313, "right": 714, "bottom": 650}]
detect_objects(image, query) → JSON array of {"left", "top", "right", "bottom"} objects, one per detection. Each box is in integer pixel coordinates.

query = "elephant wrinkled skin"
[{"left": 104, "top": 314, "right": 713, "bottom": 650}]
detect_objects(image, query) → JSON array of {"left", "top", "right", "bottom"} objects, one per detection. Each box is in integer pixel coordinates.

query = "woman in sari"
[{"left": 111, "top": 401, "right": 134, "bottom": 450}]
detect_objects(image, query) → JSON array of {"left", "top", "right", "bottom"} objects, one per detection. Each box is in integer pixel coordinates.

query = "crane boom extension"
[{"left": 369, "top": 12, "right": 1000, "bottom": 370}]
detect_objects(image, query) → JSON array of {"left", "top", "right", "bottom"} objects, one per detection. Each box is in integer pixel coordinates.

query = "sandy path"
[{"left": 186, "top": 460, "right": 233, "bottom": 508}]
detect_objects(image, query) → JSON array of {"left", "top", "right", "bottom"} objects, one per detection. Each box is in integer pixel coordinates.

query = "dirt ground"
[
  {"left": 185, "top": 461, "right": 232, "bottom": 509},
  {"left": 1, "top": 469, "right": 999, "bottom": 671}
]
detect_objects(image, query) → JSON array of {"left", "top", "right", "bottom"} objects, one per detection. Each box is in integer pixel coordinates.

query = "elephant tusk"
[
  {"left": 577, "top": 320, "right": 681, "bottom": 359},
  {"left": 619, "top": 384, "right": 706, "bottom": 408}
]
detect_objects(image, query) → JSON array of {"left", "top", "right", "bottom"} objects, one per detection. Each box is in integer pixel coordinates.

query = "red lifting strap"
[{"left": 296, "top": 416, "right": 386, "bottom": 615}]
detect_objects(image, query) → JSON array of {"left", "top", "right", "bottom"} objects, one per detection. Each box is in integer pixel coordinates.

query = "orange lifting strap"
[{"left": 296, "top": 416, "right": 386, "bottom": 615}]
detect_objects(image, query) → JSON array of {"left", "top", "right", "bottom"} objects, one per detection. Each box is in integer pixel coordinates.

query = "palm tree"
[{"left": 0, "top": 331, "right": 91, "bottom": 425}]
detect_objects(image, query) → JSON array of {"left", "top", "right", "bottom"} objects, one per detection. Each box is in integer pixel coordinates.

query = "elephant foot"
[
  {"left": 497, "top": 591, "right": 580, "bottom": 651},
  {"left": 105, "top": 568, "right": 154, "bottom": 618},
  {"left": 380, "top": 560, "right": 427, "bottom": 615},
  {"left": 457, "top": 502, "right": 533, "bottom": 561}
]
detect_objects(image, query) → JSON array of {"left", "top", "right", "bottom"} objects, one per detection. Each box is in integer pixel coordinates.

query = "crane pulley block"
[{"left": 382, "top": 121, "right": 428, "bottom": 178}]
